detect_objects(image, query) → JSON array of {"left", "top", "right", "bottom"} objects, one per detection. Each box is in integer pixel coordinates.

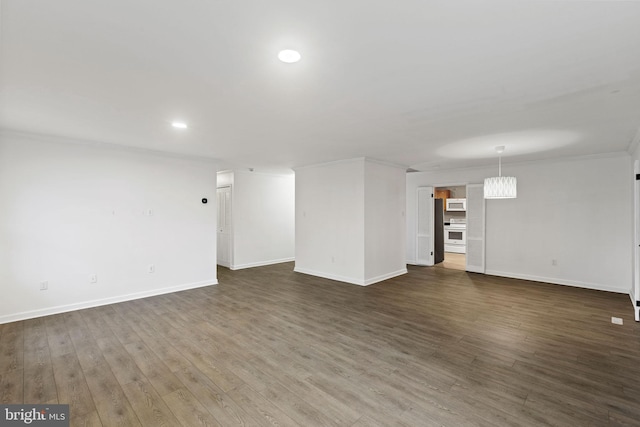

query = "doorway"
[
  {"left": 435, "top": 185, "right": 467, "bottom": 271},
  {"left": 217, "top": 185, "right": 232, "bottom": 268}
]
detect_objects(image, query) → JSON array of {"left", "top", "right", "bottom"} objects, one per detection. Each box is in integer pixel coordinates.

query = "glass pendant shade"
[{"left": 484, "top": 176, "right": 517, "bottom": 199}]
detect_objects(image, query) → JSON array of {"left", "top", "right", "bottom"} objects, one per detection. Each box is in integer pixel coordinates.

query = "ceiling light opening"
[{"left": 172, "top": 122, "right": 188, "bottom": 129}]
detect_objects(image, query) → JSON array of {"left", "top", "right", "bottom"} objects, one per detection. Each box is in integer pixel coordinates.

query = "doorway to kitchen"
[{"left": 434, "top": 184, "right": 467, "bottom": 271}]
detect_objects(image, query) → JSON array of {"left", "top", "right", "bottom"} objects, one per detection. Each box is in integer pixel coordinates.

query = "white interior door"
[
  {"left": 466, "top": 183, "right": 485, "bottom": 273},
  {"left": 416, "top": 187, "right": 434, "bottom": 266},
  {"left": 217, "top": 186, "right": 232, "bottom": 268},
  {"left": 634, "top": 161, "right": 640, "bottom": 321}
]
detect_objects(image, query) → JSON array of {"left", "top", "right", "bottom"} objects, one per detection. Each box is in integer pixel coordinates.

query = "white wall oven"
[{"left": 444, "top": 219, "right": 466, "bottom": 253}]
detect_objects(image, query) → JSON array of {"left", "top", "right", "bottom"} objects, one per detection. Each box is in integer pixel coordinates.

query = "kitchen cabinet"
[{"left": 434, "top": 189, "right": 450, "bottom": 214}]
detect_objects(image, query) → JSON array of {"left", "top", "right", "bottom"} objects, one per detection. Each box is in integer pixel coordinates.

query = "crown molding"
[{"left": 0, "top": 128, "right": 219, "bottom": 164}]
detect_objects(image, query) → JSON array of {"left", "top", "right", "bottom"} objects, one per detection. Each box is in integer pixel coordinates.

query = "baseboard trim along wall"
[
  {"left": 230, "top": 257, "right": 295, "bottom": 270},
  {"left": 0, "top": 279, "right": 218, "bottom": 325},
  {"left": 485, "top": 270, "right": 625, "bottom": 294},
  {"left": 293, "top": 267, "right": 366, "bottom": 286},
  {"left": 293, "top": 267, "right": 407, "bottom": 286},
  {"left": 364, "top": 269, "right": 408, "bottom": 286}
]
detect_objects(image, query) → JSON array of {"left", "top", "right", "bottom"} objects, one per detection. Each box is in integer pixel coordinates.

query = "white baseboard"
[
  {"left": 293, "top": 266, "right": 366, "bottom": 286},
  {"left": 364, "top": 269, "right": 408, "bottom": 286},
  {"left": 485, "top": 270, "right": 626, "bottom": 294},
  {"left": 293, "top": 266, "right": 407, "bottom": 286},
  {"left": 630, "top": 292, "right": 640, "bottom": 322},
  {"left": 230, "top": 257, "right": 295, "bottom": 270},
  {"left": 0, "top": 279, "right": 218, "bottom": 324}
]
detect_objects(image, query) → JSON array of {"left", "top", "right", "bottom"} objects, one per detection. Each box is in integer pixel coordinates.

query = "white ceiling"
[{"left": 2, "top": 1, "right": 640, "bottom": 173}]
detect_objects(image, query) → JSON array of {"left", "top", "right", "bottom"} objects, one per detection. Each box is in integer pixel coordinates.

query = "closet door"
[
  {"left": 217, "top": 186, "right": 232, "bottom": 267},
  {"left": 466, "top": 184, "right": 485, "bottom": 273},
  {"left": 634, "top": 161, "right": 640, "bottom": 321},
  {"left": 416, "top": 187, "right": 434, "bottom": 266}
]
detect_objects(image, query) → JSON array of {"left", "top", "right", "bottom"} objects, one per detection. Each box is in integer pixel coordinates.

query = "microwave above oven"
[{"left": 446, "top": 198, "right": 467, "bottom": 211}]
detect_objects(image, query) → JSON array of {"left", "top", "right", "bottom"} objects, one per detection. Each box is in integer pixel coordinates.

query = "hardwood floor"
[
  {"left": 2, "top": 262, "right": 640, "bottom": 426},
  {"left": 436, "top": 252, "right": 466, "bottom": 270}
]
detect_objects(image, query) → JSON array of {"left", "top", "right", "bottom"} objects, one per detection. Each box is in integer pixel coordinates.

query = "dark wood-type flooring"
[{"left": 1, "top": 263, "right": 640, "bottom": 426}]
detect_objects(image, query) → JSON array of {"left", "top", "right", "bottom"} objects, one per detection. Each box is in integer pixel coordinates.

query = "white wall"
[
  {"left": 295, "top": 159, "right": 366, "bottom": 284},
  {"left": 217, "top": 171, "right": 234, "bottom": 187},
  {"left": 230, "top": 171, "right": 295, "bottom": 269},
  {"left": 407, "top": 153, "right": 632, "bottom": 293},
  {"left": 295, "top": 158, "right": 407, "bottom": 286},
  {"left": 0, "top": 133, "right": 218, "bottom": 323},
  {"left": 364, "top": 160, "right": 407, "bottom": 284}
]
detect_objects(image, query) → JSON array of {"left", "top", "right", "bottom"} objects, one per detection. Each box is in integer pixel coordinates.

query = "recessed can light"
[
  {"left": 171, "top": 121, "right": 188, "bottom": 129},
  {"left": 278, "top": 49, "right": 301, "bottom": 63}
]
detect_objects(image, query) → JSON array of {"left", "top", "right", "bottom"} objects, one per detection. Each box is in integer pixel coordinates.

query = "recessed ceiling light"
[
  {"left": 171, "top": 121, "right": 188, "bottom": 129},
  {"left": 278, "top": 49, "right": 301, "bottom": 63}
]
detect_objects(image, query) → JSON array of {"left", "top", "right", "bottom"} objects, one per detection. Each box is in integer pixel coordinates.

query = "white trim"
[
  {"left": 431, "top": 181, "right": 469, "bottom": 189},
  {"left": 232, "top": 169, "right": 295, "bottom": 178},
  {"left": 216, "top": 184, "right": 234, "bottom": 269},
  {"left": 633, "top": 159, "right": 639, "bottom": 321},
  {"left": 630, "top": 292, "right": 640, "bottom": 322},
  {"left": 363, "top": 268, "right": 408, "bottom": 286},
  {"left": 0, "top": 128, "right": 219, "bottom": 164},
  {"left": 293, "top": 157, "right": 407, "bottom": 173},
  {"left": 411, "top": 150, "right": 630, "bottom": 174},
  {"left": 293, "top": 266, "right": 407, "bottom": 286},
  {"left": 295, "top": 156, "right": 407, "bottom": 171},
  {"left": 363, "top": 157, "right": 407, "bottom": 170},
  {"left": 231, "top": 257, "right": 295, "bottom": 270},
  {"left": 294, "top": 157, "right": 365, "bottom": 171},
  {"left": 626, "top": 126, "right": 640, "bottom": 155},
  {"left": 416, "top": 186, "right": 434, "bottom": 266},
  {"left": 465, "top": 183, "right": 486, "bottom": 274},
  {"left": 485, "top": 270, "right": 625, "bottom": 294},
  {"left": 293, "top": 267, "right": 366, "bottom": 286},
  {"left": 0, "top": 280, "right": 217, "bottom": 325},
  {"left": 406, "top": 259, "right": 417, "bottom": 265}
]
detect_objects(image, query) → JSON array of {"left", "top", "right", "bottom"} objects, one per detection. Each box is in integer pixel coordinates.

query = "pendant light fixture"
[{"left": 484, "top": 146, "right": 517, "bottom": 199}]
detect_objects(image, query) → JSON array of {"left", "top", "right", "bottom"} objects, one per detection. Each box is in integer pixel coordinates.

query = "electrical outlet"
[
  {"left": 611, "top": 317, "right": 623, "bottom": 325},
  {"left": 148, "top": 264, "right": 155, "bottom": 273},
  {"left": 90, "top": 274, "right": 97, "bottom": 283},
  {"left": 40, "top": 281, "right": 48, "bottom": 291}
]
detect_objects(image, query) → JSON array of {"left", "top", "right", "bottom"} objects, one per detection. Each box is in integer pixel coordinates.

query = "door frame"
[
  {"left": 416, "top": 186, "right": 434, "bottom": 266},
  {"left": 633, "top": 161, "right": 640, "bottom": 321},
  {"left": 415, "top": 182, "right": 485, "bottom": 273},
  {"left": 464, "top": 183, "right": 486, "bottom": 274},
  {"left": 216, "top": 185, "right": 233, "bottom": 268}
]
